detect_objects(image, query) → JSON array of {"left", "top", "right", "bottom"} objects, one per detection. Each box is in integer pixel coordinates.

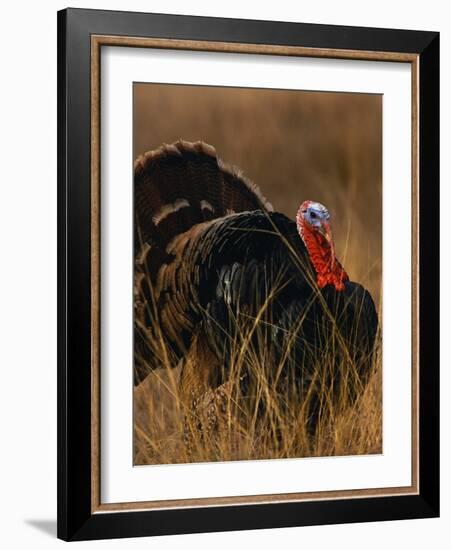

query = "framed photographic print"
[{"left": 57, "top": 8, "right": 439, "bottom": 541}]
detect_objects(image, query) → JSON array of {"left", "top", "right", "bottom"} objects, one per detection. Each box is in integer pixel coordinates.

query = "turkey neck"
[{"left": 296, "top": 209, "right": 348, "bottom": 291}]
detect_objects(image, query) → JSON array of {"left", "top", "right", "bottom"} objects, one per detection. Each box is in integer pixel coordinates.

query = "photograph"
[{"left": 132, "top": 83, "right": 382, "bottom": 466}]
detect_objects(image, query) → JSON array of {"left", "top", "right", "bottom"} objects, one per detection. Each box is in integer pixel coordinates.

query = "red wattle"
[{"left": 298, "top": 219, "right": 348, "bottom": 292}]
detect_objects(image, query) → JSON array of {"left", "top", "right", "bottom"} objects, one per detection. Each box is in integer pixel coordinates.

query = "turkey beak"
[{"left": 321, "top": 221, "right": 336, "bottom": 268}]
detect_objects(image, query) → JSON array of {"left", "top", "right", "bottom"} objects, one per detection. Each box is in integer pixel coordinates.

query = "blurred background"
[{"left": 134, "top": 84, "right": 382, "bottom": 305}]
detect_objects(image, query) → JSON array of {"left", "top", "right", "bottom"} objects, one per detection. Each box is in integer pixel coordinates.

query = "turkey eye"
[{"left": 310, "top": 212, "right": 317, "bottom": 219}]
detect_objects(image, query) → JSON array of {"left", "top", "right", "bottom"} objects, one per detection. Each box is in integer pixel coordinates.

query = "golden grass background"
[{"left": 133, "top": 83, "right": 382, "bottom": 465}]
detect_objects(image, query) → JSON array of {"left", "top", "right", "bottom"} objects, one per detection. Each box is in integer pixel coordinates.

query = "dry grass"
[
  {"left": 134, "top": 368, "right": 382, "bottom": 465},
  {"left": 133, "top": 84, "right": 382, "bottom": 465},
  {"left": 133, "top": 312, "right": 382, "bottom": 465}
]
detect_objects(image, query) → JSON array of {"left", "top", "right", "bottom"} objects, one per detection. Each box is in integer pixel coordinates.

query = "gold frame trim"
[{"left": 90, "top": 35, "right": 420, "bottom": 514}]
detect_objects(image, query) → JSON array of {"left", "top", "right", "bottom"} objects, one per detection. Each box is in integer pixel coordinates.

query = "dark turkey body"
[{"left": 152, "top": 211, "right": 378, "bottom": 397}]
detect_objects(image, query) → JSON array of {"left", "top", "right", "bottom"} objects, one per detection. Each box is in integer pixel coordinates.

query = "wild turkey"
[{"left": 134, "top": 140, "right": 378, "bottom": 419}]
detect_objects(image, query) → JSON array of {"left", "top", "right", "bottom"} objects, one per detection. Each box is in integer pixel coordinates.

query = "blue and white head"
[{"left": 298, "top": 200, "right": 330, "bottom": 228}]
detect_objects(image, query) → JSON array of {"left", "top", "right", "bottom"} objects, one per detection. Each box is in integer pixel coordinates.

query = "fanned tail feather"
[{"left": 134, "top": 140, "right": 272, "bottom": 278}]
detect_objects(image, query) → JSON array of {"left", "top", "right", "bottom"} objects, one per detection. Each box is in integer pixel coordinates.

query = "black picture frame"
[{"left": 57, "top": 7, "right": 439, "bottom": 541}]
